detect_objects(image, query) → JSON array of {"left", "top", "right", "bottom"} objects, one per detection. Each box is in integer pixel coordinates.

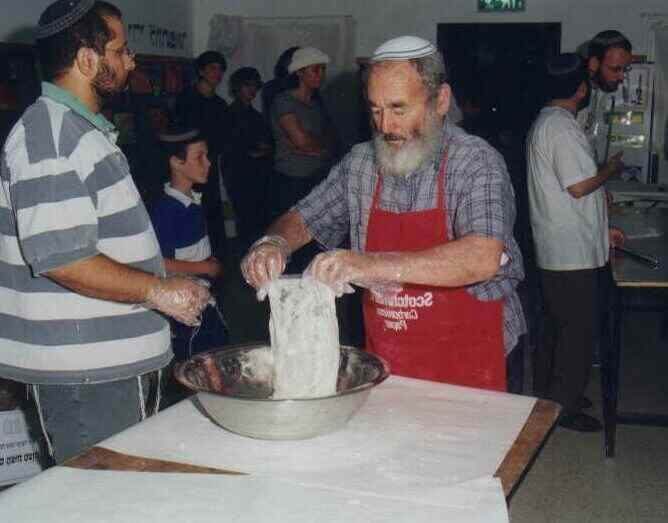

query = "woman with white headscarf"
[{"left": 269, "top": 47, "right": 337, "bottom": 223}]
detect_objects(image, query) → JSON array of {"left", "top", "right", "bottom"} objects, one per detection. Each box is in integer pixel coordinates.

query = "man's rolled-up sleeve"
[
  {"left": 7, "top": 139, "right": 98, "bottom": 275},
  {"left": 294, "top": 158, "right": 350, "bottom": 249},
  {"left": 552, "top": 129, "right": 598, "bottom": 190}
]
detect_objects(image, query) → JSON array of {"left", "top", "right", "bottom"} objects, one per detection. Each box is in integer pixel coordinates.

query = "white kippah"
[{"left": 370, "top": 36, "right": 437, "bottom": 63}]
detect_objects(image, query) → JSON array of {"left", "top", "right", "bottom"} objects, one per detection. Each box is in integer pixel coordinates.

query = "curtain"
[{"left": 207, "top": 14, "right": 361, "bottom": 149}]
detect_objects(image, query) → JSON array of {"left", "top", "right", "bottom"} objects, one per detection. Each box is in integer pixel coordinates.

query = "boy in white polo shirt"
[{"left": 150, "top": 127, "right": 228, "bottom": 361}]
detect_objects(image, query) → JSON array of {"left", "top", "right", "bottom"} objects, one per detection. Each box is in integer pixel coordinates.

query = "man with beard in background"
[
  {"left": 578, "top": 30, "right": 633, "bottom": 164},
  {"left": 241, "top": 36, "right": 526, "bottom": 392},
  {"left": 0, "top": 0, "right": 210, "bottom": 464}
]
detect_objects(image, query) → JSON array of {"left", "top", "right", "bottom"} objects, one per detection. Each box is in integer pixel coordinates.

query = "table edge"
[{"left": 495, "top": 399, "right": 561, "bottom": 498}]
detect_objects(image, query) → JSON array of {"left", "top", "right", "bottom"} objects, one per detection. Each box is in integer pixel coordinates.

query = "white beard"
[{"left": 373, "top": 110, "right": 443, "bottom": 178}]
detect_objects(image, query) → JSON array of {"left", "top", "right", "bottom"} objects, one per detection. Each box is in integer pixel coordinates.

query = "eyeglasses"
[
  {"left": 603, "top": 64, "right": 632, "bottom": 74},
  {"left": 107, "top": 44, "right": 135, "bottom": 60}
]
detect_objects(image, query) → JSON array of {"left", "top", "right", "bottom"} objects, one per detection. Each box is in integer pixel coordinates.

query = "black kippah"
[
  {"left": 158, "top": 127, "right": 201, "bottom": 144},
  {"left": 36, "top": 0, "right": 95, "bottom": 40},
  {"left": 547, "top": 53, "right": 583, "bottom": 77}
]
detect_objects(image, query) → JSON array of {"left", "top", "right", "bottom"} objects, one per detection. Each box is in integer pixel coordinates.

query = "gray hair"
[{"left": 363, "top": 52, "right": 448, "bottom": 100}]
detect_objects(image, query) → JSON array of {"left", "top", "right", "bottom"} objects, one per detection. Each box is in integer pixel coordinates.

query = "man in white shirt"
[
  {"left": 527, "top": 54, "right": 624, "bottom": 432},
  {"left": 577, "top": 30, "right": 632, "bottom": 163}
]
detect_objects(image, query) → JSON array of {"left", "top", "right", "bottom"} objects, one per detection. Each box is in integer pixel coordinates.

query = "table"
[
  {"left": 603, "top": 207, "right": 668, "bottom": 457},
  {"left": 1, "top": 377, "right": 559, "bottom": 522},
  {"left": 63, "top": 398, "right": 558, "bottom": 499},
  {"left": 607, "top": 180, "right": 668, "bottom": 204}
]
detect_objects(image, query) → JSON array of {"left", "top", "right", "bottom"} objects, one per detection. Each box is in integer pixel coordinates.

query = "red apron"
[{"left": 363, "top": 150, "right": 507, "bottom": 391}]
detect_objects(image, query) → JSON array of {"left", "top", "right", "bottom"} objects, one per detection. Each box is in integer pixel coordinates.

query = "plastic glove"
[
  {"left": 241, "top": 235, "right": 290, "bottom": 300},
  {"left": 146, "top": 276, "right": 211, "bottom": 326},
  {"left": 306, "top": 249, "right": 406, "bottom": 298},
  {"left": 362, "top": 281, "right": 404, "bottom": 300}
]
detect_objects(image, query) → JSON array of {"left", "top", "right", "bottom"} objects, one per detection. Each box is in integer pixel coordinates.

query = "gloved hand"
[
  {"left": 146, "top": 276, "right": 211, "bottom": 326},
  {"left": 241, "top": 235, "right": 290, "bottom": 300},
  {"left": 363, "top": 281, "right": 404, "bottom": 300},
  {"left": 304, "top": 249, "right": 403, "bottom": 298}
]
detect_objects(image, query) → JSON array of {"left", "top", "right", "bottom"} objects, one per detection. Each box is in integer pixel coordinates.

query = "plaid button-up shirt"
[{"left": 296, "top": 119, "right": 526, "bottom": 353}]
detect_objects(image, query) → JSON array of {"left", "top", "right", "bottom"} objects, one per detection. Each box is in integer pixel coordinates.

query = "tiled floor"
[{"left": 510, "top": 308, "right": 668, "bottom": 522}]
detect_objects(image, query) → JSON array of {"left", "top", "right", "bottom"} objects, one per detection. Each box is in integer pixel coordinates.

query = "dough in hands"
[{"left": 267, "top": 277, "right": 340, "bottom": 399}]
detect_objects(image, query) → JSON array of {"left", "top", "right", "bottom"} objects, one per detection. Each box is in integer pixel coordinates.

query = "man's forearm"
[
  {"left": 164, "top": 258, "right": 210, "bottom": 277},
  {"left": 46, "top": 254, "right": 159, "bottom": 303},
  {"left": 267, "top": 210, "right": 314, "bottom": 254},
  {"left": 365, "top": 235, "right": 504, "bottom": 287},
  {"left": 567, "top": 164, "right": 616, "bottom": 199}
]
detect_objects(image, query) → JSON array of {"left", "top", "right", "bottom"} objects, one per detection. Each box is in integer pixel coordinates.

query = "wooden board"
[
  {"left": 64, "top": 446, "right": 244, "bottom": 476},
  {"left": 494, "top": 399, "right": 560, "bottom": 498}
]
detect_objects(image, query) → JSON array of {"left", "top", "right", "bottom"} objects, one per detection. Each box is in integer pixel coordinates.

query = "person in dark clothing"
[
  {"left": 175, "top": 50, "right": 230, "bottom": 257},
  {"left": 129, "top": 99, "right": 171, "bottom": 206},
  {"left": 227, "top": 67, "right": 273, "bottom": 243},
  {"left": 261, "top": 46, "right": 300, "bottom": 124}
]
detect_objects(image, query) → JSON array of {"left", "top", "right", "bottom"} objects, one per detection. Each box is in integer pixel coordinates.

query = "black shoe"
[
  {"left": 558, "top": 413, "right": 602, "bottom": 432},
  {"left": 579, "top": 396, "right": 593, "bottom": 410}
]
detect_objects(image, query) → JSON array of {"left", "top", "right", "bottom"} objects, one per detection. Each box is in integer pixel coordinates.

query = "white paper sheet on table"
[
  {"left": 104, "top": 376, "right": 534, "bottom": 503},
  {"left": 1, "top": 376, "right": 535, "bottom": 523},
  {"left": 0, "top": 467, "right": 508, "bottom": 523}
]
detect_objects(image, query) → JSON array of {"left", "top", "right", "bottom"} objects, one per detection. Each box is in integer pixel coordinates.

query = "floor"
[
  {"left": 220, "top": 243, "right": 668, "bottom": 523},
  {"left": 509, "top": 293, "right": 668, "bottom": 523}
]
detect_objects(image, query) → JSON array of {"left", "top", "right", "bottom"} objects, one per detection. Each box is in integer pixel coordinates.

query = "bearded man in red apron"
[{"left": 242, "top": 36, "right": 526, "bottom": 392}]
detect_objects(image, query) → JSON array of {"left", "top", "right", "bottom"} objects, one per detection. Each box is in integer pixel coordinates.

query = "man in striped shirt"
[{"left": 0, "top": 0, "right": 210, "bottom": 463}]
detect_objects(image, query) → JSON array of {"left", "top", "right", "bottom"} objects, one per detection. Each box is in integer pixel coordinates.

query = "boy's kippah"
[
  {"left": 158, "top": 127, "right": 200, "bottom": 143},
  {"left": 36, "top": 0, "right": 96, "bottom": 40}
]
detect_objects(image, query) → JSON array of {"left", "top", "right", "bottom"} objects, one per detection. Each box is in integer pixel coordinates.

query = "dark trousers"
[
  {"left": 31, "top": 372, "right": 160, "bottom": 464},
  {"left": 534, "top": 266, "right": 610, "bottom": 414},
  {"left": 506, "top": 341, "right": 525, "bottom": 395},
  {"left": 171, "top": 302, "right": 229, "bottom": 362}
]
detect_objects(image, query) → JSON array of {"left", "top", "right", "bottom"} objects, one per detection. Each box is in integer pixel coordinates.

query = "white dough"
[{"left": 267, "top": 277, "right": 340, "bottom": 399}]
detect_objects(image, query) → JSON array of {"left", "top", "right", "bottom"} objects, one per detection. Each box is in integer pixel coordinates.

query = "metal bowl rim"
[{"left": 174, "top": 343, "right": 390, "bottom": 403}]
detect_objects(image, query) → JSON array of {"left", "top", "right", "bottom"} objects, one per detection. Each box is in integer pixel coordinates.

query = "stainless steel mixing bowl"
[{"left": 174, "top": 344, "right": 389, "bottom": 440}]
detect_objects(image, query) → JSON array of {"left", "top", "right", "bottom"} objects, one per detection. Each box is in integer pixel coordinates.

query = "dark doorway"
[
  {"left": 438, "top": 23, "right": 560, "bottom": 138},
  {"left": 437, "top": 22, "right": 561, "bottom": 264}
]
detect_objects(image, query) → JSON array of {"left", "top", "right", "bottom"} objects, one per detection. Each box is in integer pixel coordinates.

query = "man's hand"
[
  {"left": 146, "top": 277, "right": 211, "bottom": 326},
  {"left": 305, "top": 250, "right": 376, "bottom": 297},
  {"left": 609, "top": 227, "right": 625, "bottom": 249},
  {"left": 204, "top": 257, "right": 224, "bottom": 279},
  {"left": 604, "top": 151, "right": 625, "bottom": 178},
  {"left": 241, "top": 235, "right": 290, "bottom": 299}
]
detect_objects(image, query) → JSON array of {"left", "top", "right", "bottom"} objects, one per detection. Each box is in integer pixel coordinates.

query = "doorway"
[{"left": 437, "top": 22, "right": 561, "bottom": 260}]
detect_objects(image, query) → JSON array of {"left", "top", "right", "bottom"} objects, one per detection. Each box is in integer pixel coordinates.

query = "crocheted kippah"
[
  {"left": 36, "top": 0, "right": 96, "bottom": 40},
  {"left": 370, "top": 36, "right": 437, "bottom": 63}
]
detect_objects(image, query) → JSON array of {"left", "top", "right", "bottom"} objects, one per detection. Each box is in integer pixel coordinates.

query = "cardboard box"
[{"left": 0, "top": 409, "right": 45, "bottom": 486}]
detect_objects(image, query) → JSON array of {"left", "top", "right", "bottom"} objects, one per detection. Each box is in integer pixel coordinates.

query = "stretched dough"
[{"left": 267, "top": 277, "right": 340, "bottom": 399}]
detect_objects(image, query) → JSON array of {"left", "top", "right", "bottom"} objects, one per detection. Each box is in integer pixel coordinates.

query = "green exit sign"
[{"left": 478, "top": 0, "right": 525, "bottom": 11}]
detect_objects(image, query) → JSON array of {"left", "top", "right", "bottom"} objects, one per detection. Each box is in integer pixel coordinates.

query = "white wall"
[
  {"left": 1, "top": 0, "right": 194, "bottom": 57},
  {"left": 194, "top": 0, "right": 667, "bottom": 60}
]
